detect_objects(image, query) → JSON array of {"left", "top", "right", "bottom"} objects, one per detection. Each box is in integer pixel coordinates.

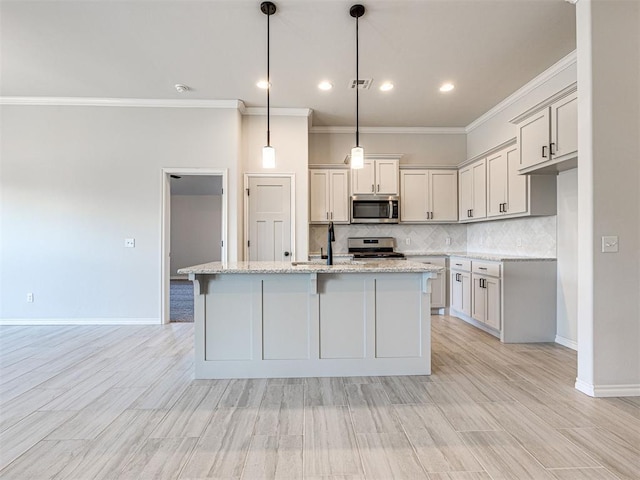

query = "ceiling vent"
[{"left": 349, "top": 78, "right": 373, "bottom": 90}]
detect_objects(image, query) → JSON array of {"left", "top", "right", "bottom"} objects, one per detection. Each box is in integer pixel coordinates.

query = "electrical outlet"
[
  {"left": 124, "top": 238, "right": 135, "bottom": 248},
  {"left": 405, "top": 238, "right": 411, "bottom": 245},
  {"left": 27, "top": 293, "right": 34, "bottom": 303},
  {"left": 516, "top": 238, "right": 522, "bottom": 247},
  {"left": 445, "top": 237, "right": 451, "bottom": 246},
  {"left": 601, "top": 235, "right": 619, "bottom": 253}
]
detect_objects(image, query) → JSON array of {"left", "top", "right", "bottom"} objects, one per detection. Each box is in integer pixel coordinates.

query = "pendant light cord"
[
  {"left": 267, "top": 9, "right": 271, "bottom": 147},
  {"left": 355, "top": 13, "right": 359, "bottom": 148}
]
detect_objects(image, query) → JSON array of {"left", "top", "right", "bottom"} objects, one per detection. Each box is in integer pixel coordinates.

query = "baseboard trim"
[
  {"left": 0, "top": 318, "right": 160, "bottom": 326},
  {"left": 575, "top": 378, "right": 640, "bottom": 397},
  {"left": 555, "top": 335, "right": 578, "bottom": 351}
]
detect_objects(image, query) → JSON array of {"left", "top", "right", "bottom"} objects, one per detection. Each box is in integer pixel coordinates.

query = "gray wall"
[
  {"left": 0, "top": 105, "right": 241, "bottom": 322},
  {"left": 170, "top": 194, "right": 222, "bottom": 277},
  {"left": 309, "top": 132, "right": 466, "bottom": 166}
]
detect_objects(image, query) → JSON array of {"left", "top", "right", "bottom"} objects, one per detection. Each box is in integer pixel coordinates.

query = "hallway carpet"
[{"left": 170, "top": 279, "right": 194, "bottom": 323}]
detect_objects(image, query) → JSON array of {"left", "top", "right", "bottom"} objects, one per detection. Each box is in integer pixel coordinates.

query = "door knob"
[{"left": 284, "top": 251, "right": 290, "bottom": 257}]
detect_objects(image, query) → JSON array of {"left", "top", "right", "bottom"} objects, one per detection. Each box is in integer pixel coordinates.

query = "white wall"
[
  {"left": 466, "top": 54, "right": 577, "bottom": 160},
  {"left": 556, "top": 169, "right": 578, "bottom": 348},
  {"left": 309, "top": 132, "right": 466, "bottom": 166},
  {"left": 241, "top": 113, "right": 310, "bottom": 261},
  {"left": 576, "top": 0, "right": 640, "bottom": 395},
  {"left": 0, "top": 105, "right": 241, "bottom": 322},
  {"left": 170, "top": 194, "right": 222, "bottom": 276}
]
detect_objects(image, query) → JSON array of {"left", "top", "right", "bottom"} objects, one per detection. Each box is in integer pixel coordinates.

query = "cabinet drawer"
[
  {"left": 450, "top": 258, "right": 471, "bottom": 271},
  {"left": 472, "top": 261, "right": 501, "bottom": 277},
  {"left": 411, "top": 256, "right": 446, "bottom": 268}
]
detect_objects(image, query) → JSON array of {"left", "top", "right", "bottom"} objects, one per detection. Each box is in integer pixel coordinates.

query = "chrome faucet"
[{"left": 327, "top": 222, "right": 335, "bottom": 265}]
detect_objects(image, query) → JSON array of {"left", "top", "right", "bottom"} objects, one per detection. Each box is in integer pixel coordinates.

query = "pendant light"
[
  {"left": 261, "top": 1, "right": 276, "bottom": 168},
  {"left": 350, "top": 4, "right": 365, "bottom": 170}
]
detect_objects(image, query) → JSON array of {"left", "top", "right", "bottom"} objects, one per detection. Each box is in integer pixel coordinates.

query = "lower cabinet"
[
  {"left": 448, "top": 256, "right": 557, "bottom": 343},
  {"left": 411, "top": 256, "right": 447, "bottom": 309},
  {"left": 471, "top": 272, "right": 501, "bottom": 331},
  {"left": 450, "top": 258, "right": 471, "bottom": 317}
]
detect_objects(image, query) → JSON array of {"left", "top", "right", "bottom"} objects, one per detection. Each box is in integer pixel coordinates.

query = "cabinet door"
[
  {"left": 329, "top": 170, "right": 350, "bottom": 223},
  {"left": 400, "top": 170, "right": 428, "bottom": 222},
  {"left": 471, "top": 275, "right": 486, "bottom": 323},
  {"left": 486, "top": 151, "right": 507, "bottom": 218},
  {"left": 506, "top": 145, "right": 528, "bottom": 215},
  {"left": 458, "top": 166, "right": 473, "bottom": 220},
  {"left": 351, "top": 159, "right": 375, "bottom": 194},
  {"left": 485, "top": 276, "right": 501, "bottom": 330},
  {"left": 376, "top": 159, "right": 399, "bottom": 194},
  {"left": 451, "top": 270, "right": 471, "bottom": 316},
  {"left": 471, "top": 160, "right": 487, "bottom": 219},
  {"left": 551, "top": 92, "right": 578, "bottom": 160},
  {"left": 309, "top": 170, "right": 329, "bottom": 223},
  {"left": 450, "top": 271, "right": 462, "bottom": 312},
  {"left": 429, "top": 170, "right": 458, "bottom": 221},
  {"left": 519, "top": 109, "right": 550, "bottom": 169}
]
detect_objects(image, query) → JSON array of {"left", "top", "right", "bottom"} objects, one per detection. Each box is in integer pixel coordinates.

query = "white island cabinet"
[{"left": 178, "top": 260, "right": 440, "bottom": 379}]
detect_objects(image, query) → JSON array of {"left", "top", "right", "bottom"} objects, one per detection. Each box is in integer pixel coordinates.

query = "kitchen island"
[{"left": 178, "top": 260, "right": 441, "bottom": 379}]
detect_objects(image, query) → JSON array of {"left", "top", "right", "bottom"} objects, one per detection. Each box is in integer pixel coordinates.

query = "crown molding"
[
  {"left": 310, "top": 126, "right": 465, "bottom": 135},
  {"left": 0, "top": 97, "right": 247, "bottom": 110},
  {"left": 244, "top": 107, "right": 313, "bottom": 117},
  {"left": 465, "top": 49, "right": 577, "bottom": 133}
]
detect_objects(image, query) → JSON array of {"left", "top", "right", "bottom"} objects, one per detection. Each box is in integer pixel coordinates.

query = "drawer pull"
[{"left": 478, "top": 267, "right": 487, "bottom": 270}]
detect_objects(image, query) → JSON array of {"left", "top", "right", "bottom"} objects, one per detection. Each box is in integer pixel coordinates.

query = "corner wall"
[{"left": 0, "top": 105, "right": 241, "bottom": 323}]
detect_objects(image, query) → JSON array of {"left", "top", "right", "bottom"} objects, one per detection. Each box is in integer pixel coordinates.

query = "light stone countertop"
[
  {"left": 308, "top": 251, "right": 557, "bottom": 262},
  {"left": 178, "top": 260, "right": 443, "bottom": 275}
]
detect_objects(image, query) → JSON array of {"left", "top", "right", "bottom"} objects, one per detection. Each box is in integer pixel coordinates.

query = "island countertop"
[{"left": 178, "top": 259, "right": 443, "bottom": 275}]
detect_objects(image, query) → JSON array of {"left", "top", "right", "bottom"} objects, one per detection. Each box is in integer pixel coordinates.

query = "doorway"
[
  {"left": 244, "top": 174, "right": 295, "bottom": 261},
  {"left": 161, "top": 168, "right": 228, "bottom": 324}
]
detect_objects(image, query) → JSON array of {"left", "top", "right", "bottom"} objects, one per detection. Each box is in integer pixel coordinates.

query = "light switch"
[
  {"left": 601, "top": 235, "right": 618, "bottom": 253},
  {"left": 125, "top": 238, "right": 135, "bottom": 248}
]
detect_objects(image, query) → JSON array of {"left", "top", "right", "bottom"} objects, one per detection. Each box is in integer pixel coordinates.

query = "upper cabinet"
[
  {"left": 483, "top": 143, "right": 557, "bottom": 220},
  {"left": 400, "top": 169, "right": 458, "bottom": 222},
  {"left": 513, "top": 85, "right": 578, "bottom": 174},
  {"left": 351, "top": 158, "right": 399, "bottom": 195},
  {"left": 309, "top": 169, "right": 350, "bottom": 224},
  {"left": 458, "top": 159, "right": 487, "bottom": 222}
]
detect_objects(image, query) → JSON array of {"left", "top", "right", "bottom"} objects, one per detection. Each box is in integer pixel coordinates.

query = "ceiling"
[{"left": 1, "top": 0, "right": 576, "bottom": 128}]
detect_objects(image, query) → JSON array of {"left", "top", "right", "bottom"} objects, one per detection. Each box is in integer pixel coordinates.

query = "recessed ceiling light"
[
  {"left": 256, "top": 80, "right": 270, "bottom": 89},
  {"left": 318, "top": 81, "right": 333, "bottom": 91},
  {"left": 440, "top": 83, "right": 455, "bottom": 93},
  {"left": 380, "top": 82, "right": 394, "bottom": 91}
]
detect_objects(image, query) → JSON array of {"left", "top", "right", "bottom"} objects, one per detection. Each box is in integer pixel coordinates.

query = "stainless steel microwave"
[{"left": 351, "top": 195, "right": 400, "bottom": 223}]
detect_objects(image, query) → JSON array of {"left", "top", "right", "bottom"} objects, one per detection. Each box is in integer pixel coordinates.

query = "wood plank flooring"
[{"left": 1, "top": 316, "right": 638, "bottom": 479}]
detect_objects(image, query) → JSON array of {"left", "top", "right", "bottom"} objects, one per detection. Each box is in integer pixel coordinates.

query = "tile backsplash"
[
  {"left": 309, "top": 223, "right": 467, "bottom": 254},
  {"left": 309, "top": 216, "right": 557, "bottom": 258},
  {"left": 466, "top": 216, "right": 557, "bottom": 257}
]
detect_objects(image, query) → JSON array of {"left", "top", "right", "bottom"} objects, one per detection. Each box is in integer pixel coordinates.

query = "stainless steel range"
[{"left": 348, "top": 237, "right": 406, "bottom": 260}]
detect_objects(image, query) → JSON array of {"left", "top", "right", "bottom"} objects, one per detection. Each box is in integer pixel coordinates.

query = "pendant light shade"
[
  {"left": 350, "top": 4, "right": 365, "bottom": 170},
  {"left": 350, "top": 147, "right": 364, "bottom": 169},
  {"left": 262, "top": 145, "right": 276, "bottom": 169},
  {"left": 261, "top": 1, "right": 276, "bottom": 169}
]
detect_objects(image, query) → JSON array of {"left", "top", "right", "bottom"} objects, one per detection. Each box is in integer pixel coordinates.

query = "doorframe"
[
  {"left": 243, "top": 173, "right": 296, "bottom": 262},
  {"left": 161, "top": 168, "right": 228, "bottom": 325}
]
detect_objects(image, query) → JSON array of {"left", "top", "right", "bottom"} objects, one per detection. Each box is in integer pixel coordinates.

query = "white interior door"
[{"left": 247, "top": 176, "right": 292, "bottom": 261}]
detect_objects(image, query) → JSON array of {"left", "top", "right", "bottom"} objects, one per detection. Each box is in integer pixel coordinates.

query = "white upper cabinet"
[
  {"left": 514, "top": 87, "right": 578, "bottom": 173},
  {"left": 351, "top": 159, "right": 399, "bottom": 195},
  {"left": 487, "top": 144, "right": 528, "bottom": 217},
  {"left": 550, "top": 92, "right": 578, "bottom": 160},
  {"left": 400, "top": 169, "right": 457, "bottom": 222},
  {"left": 309, "top": 169, "right": 349, "bottom": 224},
  {"left": 458, "top": 159, "right": 486, "bottom": 221}
]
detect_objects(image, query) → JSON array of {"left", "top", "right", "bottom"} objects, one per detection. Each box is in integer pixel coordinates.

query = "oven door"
[{"left": 351, "top": 196, "right": 399, "bottom": 223}]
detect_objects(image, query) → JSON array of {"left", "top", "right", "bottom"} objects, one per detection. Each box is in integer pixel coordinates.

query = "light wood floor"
[{"left": 1, "top": 316, "right": 638, "bottom": 480}]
